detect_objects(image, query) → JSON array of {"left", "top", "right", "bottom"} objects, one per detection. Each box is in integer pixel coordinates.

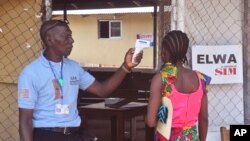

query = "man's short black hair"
[{"left": 40, "top": 20, "right": 69, "bottom": 44}]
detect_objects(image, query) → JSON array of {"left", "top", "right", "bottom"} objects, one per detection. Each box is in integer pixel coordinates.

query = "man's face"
[{"left": 48, "top": 25, "right": 74, "bottom": 57}]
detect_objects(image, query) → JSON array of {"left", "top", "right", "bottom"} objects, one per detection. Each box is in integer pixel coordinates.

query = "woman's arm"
[
  {"left": 146, "top": 73, "right": 162, "bottom": 127},
  {"left": 198, "top": 93, "right": 208, "bottom": 141}
]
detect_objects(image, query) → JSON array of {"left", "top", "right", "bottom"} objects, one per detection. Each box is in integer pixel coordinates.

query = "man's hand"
[{"left": 124, "top": 48, "right": 143, "bottom": 69}]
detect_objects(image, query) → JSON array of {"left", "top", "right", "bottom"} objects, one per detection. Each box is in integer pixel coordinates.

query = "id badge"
[
  {"left": 55, "top": 104, "right": 62, "bottom": 114},
  {"left": 61, "top": 104, "right": 69, "bottom": 114},
  {"left": 55, "top": 104, "right": 70, "bottom": 115}
]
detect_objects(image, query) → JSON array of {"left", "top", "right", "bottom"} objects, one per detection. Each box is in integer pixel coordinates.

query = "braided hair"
[{"left": 161, "top": 30, "right": 189, "bottom": 65}]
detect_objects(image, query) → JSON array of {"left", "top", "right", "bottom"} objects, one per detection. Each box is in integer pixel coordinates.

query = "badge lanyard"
[{"left": 48, "top": 59, "right": 64, "bottom": 103}]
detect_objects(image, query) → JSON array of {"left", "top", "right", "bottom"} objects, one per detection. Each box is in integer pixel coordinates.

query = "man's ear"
[{"left": 45, "top": 34, "right": 53, "bottom": 46}]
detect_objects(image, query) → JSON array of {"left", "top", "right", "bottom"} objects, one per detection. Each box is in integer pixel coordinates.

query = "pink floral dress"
[{"left": 155, "top": 63, "right": 211, "bottom": 141}]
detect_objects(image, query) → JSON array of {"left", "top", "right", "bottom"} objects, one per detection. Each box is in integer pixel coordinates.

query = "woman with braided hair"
[{"left": 146, "top": 30, "right": 211, "bottom": 141}]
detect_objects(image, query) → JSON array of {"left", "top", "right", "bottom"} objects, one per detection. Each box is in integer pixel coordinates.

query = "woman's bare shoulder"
[{"left": 152, "top": 72, "right": 161, "bottom": 82}]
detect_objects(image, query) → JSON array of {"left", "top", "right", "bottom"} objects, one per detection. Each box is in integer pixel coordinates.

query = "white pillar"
[{"left": 171, "top": 0, "right": 185, "bottom": 31}]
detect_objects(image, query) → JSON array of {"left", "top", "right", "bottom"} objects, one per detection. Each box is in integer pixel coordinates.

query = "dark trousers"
[{"left": 34, "top": 129, "right": 82, "bottom": 141}]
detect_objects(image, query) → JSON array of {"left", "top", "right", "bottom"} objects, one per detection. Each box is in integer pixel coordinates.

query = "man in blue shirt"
[{"left": 18, "top": 20, "right": 143, "bottom": 141}]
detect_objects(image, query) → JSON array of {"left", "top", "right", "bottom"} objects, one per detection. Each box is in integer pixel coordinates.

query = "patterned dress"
[{"left": 155, "top": 63, "right": 211, "bottom": 141}]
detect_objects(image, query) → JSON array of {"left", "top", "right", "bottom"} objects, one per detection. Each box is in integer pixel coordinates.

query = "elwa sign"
[{"left": 192, "top": 45, "right": 243, "bottom": 84}]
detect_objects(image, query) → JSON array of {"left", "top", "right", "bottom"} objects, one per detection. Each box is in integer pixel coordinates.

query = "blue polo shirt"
[{"left": 18, "top": 53, "right": 95, "bottom": 127}]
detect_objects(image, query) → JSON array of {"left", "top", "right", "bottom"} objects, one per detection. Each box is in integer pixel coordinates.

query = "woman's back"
[
  {"left": 168, "top": 67, "right": 204, "bottom": 128},
  {"left": 174, "top": 67, "right": 199, "bottom": 94}
]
